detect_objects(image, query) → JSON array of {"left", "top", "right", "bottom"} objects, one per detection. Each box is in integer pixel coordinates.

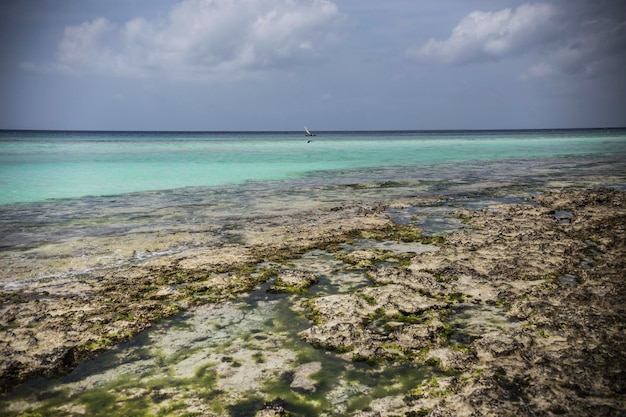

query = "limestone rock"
[
  {"left": 290, "top": 361, "right": 322, "bottom": 393},
  {"left": 267, "top": 269, "right": 319, "bottom": 293}
]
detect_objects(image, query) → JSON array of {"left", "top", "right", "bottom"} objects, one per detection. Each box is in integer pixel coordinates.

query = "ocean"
[
  {"left": 1, "top": 128, "right": 626, "bottom": 257},
  {"left": 1, "top": 128, "right": 625, "bottom": 263},
  {"left": 2, "top": 129, "right": 625, "bottom": 206}
]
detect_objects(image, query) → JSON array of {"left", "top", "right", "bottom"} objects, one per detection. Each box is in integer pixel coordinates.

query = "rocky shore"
[
  {"left": 301, "top": 188, "right": 626, "bottom": 416},
  {"left": 1, "top": 187, "right": 625, "bottom": 416},
  {"left": 0, "top": 202, "right": 393, "bottom": 392}
]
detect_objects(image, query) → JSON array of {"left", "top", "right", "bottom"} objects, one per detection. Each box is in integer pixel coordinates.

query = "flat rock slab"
[
  {"left": 267, "top": 269, "right": 319, "bottom": 293},
  {"left": 290, "top": 361, "right": 322, "bottom": 393}
]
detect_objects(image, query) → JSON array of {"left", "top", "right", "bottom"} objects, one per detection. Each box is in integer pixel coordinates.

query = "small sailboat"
[{"left": 304, "top": 126, "right": 316, "bottom": 137}]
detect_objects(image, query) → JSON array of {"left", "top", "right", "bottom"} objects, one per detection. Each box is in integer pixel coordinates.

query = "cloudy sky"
[{"left": 1, "top": 0, "right": 625, "bottom": 131}]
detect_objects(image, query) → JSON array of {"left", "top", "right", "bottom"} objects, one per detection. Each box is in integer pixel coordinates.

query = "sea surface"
[
  {"left": 2, "top": 129, "right": 625, "bottom": 205},
  {"left": 2, "top": 128, "right": 626, "bottom": 255},
  {"left": 1, "top": 128, "right": 626, "bottom": 259}
]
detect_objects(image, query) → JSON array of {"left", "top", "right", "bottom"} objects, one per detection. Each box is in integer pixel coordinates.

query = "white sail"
[{"left": 305, "top": 126, "right": 312, "bottom": 136}]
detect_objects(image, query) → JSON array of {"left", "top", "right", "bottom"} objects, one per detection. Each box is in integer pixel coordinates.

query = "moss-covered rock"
[{"left": 267, "top": 269, "right": 319, "bottom": 294}]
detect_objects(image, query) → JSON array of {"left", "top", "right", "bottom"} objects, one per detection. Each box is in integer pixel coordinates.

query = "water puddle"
[
  {"left": 281, "top": 249, "right": 371, "bottom": 296},
  {"left": 448, "top": 304, "right": 520, "bottom": 344},
  {"left": 385, "top": 193, "right": 529, "bottom": 237},
  {"left": 386, "top": 205, "right": 464, "bottom": 236},
  {"left": 553, "top": 210, "right": 573, "bottom": 225},
  {"left": 559, "top": 274, "right": 578, "bottom": 286}
]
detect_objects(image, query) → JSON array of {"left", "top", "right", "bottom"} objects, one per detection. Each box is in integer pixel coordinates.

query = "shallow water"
[
  {"left": 1, "top": 151, "right": 626, "bottom": 287},
  {"left": 1, "top": 129, "right": 625, "bottom": 205}
]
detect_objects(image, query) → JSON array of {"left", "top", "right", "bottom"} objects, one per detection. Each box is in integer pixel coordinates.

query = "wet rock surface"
[
  {"left": 268, "top": 269, "right": 319, "bottom": 294},
  {"left": 0, "top": 203, "right": 392, "bottom": 393},
  {"left": 290, "top": 361, "right": 322, "bottom": 393},
  {"left": 1, "top": 188, "right": 625, "bottom": 416},
  {"left": 301, "top": 188, "right": 626, "bottom": 416}
]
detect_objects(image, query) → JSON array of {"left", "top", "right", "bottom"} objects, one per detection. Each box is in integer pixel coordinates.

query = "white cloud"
[
  {"left": 407, "top": 3, "right": 558, "bottom": 64},
  {"left": 408, "top": 1, "right": 626, "bottom": 82},
  {"left": 25, "top": 0, "right": 340, "bottom": 79}
]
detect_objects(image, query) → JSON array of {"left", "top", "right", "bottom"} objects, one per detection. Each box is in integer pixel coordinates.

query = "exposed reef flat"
[
  {"left": 301, "top": 188, "right": 626, "bottom": 416},
  {"left": 1, "top": 188, "right": 625, "bottom": 416},
  {"left": 0, "top": 202, "right": 393, "bottom": 392}
]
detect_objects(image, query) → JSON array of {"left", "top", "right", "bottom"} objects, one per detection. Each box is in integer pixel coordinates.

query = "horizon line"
[{"left": 1, "top": 127, "right": 625, "bottom": 134}]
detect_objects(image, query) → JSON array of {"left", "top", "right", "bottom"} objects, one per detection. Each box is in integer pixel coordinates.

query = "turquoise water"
[{"left": 2, "top": 129, "right": 625, "bottom": 205}]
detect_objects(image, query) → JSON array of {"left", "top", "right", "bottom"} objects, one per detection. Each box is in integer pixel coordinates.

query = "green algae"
[
  {"left": 357, "top": 292, "right": 377, "bottom": 305},
  {"left": 4, "top": 350, "right": 221, "bottom": 417},
  {"left": 78, "top": 390, "right": 146, "bottom": 417},
  {"left": 226, "top": 395, "right": 265, "bottom": 417},
  {"left": 256, "top": 353, "right": 433, "bottom": 417},
  {"left": 260, "top": 376, "right": 329, "bottom": 416},
  {"left": 2, "top": 223, "right": 447, "bottom": 417},
  {"left": 334, "top": 248, "right": 412, "bottom": 269},
  {"left": 342, "top": 363, "right": 432, "bottom": 411},
  {"left": 301, "top": 298, "right": 323, "bottom": 325},
  {"left": 359, "top": 225, "right": 432, "bottom": 244}
]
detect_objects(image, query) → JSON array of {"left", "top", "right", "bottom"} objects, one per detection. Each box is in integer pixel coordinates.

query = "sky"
[{"left": 1, "top": 0, "right": 625, "bottom": 131}]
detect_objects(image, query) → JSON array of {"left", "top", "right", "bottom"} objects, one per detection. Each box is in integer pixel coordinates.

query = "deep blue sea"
[{"left": 1, "top": 129, "right": 625, "bottom": 205}]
